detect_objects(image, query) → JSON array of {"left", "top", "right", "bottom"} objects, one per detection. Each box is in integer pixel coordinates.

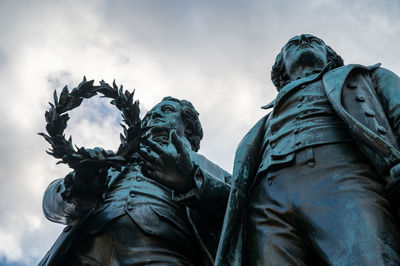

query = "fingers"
[
  {"left": 170, "top": 130, "right": 186, "bottom": 154},
  {"left": 144, "top": 161, "right": 156, "bottom": 171},
  {"left": 143, "top": 167, "right": 162, "bottom": 183},
  {"left": 143, "top": 138, "right": 165, "bottom": 155},
  {"left": 142, "top": 165, "right": 166, "bottom": 185},
  {"left": 138, "top": 147, "right": 158, "bottom": 164}
]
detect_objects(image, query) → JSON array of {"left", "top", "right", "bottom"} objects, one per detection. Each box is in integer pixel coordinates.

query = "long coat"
[
  {"left": 215, "top": 64, "right": 400, "bottom": 266},
  {"left": 39, "top": 152, "right": 230, "bottom": 266}
]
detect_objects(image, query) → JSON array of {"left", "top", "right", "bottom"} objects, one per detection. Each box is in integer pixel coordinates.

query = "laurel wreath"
[{"left": 38, "top": 77, "right": 142, "bottom": 172}]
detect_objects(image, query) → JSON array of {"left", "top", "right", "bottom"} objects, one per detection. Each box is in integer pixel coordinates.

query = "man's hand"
[
  {"left": 139, "top": 130, "right": 196, "bottom": 193},
  {"left": 71, "top": 167, "right": 109, "bottom": 196},
  {"left": 68, "top": 148, "right": 124, "bottom": 196}
]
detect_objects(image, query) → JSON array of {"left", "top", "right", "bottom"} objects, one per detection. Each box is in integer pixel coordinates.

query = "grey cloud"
[
  {"left": 46, "top": 71, "right": 74, "bottom": 91},
  {"left": 1, "top": 0, "right": 400, "bottom": 264}
]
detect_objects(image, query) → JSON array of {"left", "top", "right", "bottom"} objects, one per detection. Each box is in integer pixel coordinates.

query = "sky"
[{"left": 1, "top": 0, "right": 400, "bottom": 264}]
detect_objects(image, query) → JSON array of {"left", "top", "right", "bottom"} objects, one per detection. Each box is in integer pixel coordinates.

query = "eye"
[{"left": 162, "top": 105, "right": 175, "bottom": 113}]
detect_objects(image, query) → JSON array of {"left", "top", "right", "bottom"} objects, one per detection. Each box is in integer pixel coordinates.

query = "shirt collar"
[{"left": 261, "top": 63, "right": 331, "bottom": 110}]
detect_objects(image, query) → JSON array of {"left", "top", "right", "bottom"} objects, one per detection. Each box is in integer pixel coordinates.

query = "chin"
[{"left": 297, "top": 50, "right": 326, "bottom": 66}]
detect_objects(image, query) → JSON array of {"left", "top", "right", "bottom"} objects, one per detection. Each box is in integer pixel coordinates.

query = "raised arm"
[{"left": 139, "top": 129, "right": 231, "bottom": 216}]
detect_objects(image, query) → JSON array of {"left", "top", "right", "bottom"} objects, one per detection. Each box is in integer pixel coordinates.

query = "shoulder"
[
  {"left": 235, "top": 114, "right": 269, "bottom": 158},
  {"left": 369, "top": 66, "right": 400, "bottom": 89},
  {"left": 371, "top": 66, "right": 399, "bottom": 79},
  {"left": 190, "top": 152, "right": 230, "bottom": 180},
  {"left": 242, "top": 114, "right": 269, "bottom": 140}
]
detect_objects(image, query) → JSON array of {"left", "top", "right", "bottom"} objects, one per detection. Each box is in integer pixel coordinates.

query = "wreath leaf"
[{"left": 39, "top": 77, "right": 142, "bottom": 171}]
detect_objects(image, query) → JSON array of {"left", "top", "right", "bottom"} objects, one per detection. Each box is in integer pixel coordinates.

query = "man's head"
[
  {"left": 271, "top": 34, "right": 344, "bottom": 90},
  {"left": 142, "top": 96, "right": 203, "bottom": 152}
]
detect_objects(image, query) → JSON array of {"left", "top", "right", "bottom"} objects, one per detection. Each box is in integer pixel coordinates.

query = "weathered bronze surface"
[
  {"left": 216, "top": 34, "right": 400, "bottom": 265},
  {"left": 41, "top": 34, "right": 400, "bottom": 265},
  {"left": 40, "top": 94, "right": 230, "bottom": 265}
]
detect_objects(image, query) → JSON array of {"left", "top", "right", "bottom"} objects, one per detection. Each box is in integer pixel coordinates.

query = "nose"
[
  {"left": 151, "top": 109, "right": 163, "bottom": 119},
  {"left": 299, "top": 34, "right": 310, "bottom": 45}
]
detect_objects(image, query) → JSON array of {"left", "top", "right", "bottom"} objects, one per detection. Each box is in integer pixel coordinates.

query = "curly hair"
[
  {"left": 271, "top": 35, "right": 344, "bottom": 91},
  {"left": 155, "top": 96, "right": 203, "bottom": 152}
]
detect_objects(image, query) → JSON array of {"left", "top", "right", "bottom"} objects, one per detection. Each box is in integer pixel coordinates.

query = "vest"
[{"left": 257, "top": 77, "right": 352, "bottom": 175}]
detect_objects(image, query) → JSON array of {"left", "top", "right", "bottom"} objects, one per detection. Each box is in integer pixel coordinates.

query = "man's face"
[
  {"left": 282, "top": 34, "right": 328, "bottom": 79},
  {"left": 142, "top": 100, "right": 186, "bottom": 137}
]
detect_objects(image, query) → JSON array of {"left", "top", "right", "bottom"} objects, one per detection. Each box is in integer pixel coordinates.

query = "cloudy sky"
[{"left": 1, "top": 0, "right": 400, "bottom": 264}]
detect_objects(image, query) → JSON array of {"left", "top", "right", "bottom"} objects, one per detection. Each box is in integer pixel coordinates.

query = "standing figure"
[
  {"left": 41, "top": 96, "right": 230, "bottom": 265},
  {"left": 216, "top": 34, "right": 400, "bottom": 265}
]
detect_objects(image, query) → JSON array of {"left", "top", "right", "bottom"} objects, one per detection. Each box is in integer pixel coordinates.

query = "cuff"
[{"left": 171, "top": 164, "right": 205, "bottom": 203}]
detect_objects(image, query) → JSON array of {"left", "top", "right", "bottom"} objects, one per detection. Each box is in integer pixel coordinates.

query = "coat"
[
  {"left": 215, "top": 64, "right": 400, "bottom": 266},
  {"left": 39, "top": 152, "right": 230, "bottom": 266}
]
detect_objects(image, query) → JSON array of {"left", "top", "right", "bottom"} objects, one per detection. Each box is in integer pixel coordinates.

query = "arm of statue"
[
  {"left": 173, "top": 153, "right": 231, "bottom": 219},
  {"left": 139, "top": 130, "right": 231, "bottom": 216},
  {"left": 42, "top": 166, "right": 112, "bottom": 224},
  {"left": 372, "top": 67, "right": 400, "bottom": 137}
]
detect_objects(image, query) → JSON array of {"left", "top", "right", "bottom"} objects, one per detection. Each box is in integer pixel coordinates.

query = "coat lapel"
[
  {"left": 323, "top": 63, "right": 381, "bottom": 97},
  {"left": 323, "top": 63, "right": 400, "bottom": 180}
]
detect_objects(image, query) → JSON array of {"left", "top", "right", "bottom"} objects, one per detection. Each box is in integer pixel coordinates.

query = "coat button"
[
  {"left": 129, "top": 191, "right": 135, "bottom": 197},
  {"left": 297, "top": 104, "right": 302, "bottom": 108},
  {"left": 294, "top": 129, "right": 299, "bottom": 134},
  {"left": 377, "top": 125, "right": 387, "bottom": 134},
  {"left": 271, "top": 142, "right": 276, "bottom": 148},
  {"left": 136, "top": 177, "right": 142, "bottom": 181},
  {"left": 365, "top": 109, "right": 376, "bottom": 117},
  {"left": 127, "top": 205, "right": 133, "bottom": 211},
  {"left": 347, "top": 82, "right": 357, "bottom": 89},
  {"left": 356, "top": 95, "right": 366, "bottom": 102}
]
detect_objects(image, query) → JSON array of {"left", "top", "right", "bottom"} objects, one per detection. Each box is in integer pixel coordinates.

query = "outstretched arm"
[{"left": 42, "top": 165, "right": 117, "bottom": 224}]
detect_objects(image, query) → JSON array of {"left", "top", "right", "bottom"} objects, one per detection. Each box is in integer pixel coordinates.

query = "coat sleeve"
[
  {"left": 42, "top": 178, "right": 84, "bottom": 224},
  {"left": 43, "top": 165, "right": 124, "bottom": 224},
  {"left": 172, "top": 153, "right": 231, "bottom": 220},
  {"left": 372, "top": 67, "right": 400, "bottom": 139},
  {"left": 215, "top": 115, "right": 269, "bottom": 266}
]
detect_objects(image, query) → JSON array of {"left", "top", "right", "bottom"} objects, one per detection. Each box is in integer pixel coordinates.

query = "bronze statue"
[
  {"left": 39, "top": 92, "right": 230, "bottom": 265},
  {"left": 216, "top": 34, "right": 400, "bottom": 265}
]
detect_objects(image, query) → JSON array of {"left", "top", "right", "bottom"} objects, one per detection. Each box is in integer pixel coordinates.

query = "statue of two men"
[{"left": 41, "top": 34, "right": 400, "bottom": 265}]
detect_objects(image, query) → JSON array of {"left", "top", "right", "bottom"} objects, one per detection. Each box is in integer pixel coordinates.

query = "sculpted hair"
[
  {"left": 161, "top": 96, "right": 203, "bottom": 152},
  {"left": 271, "top": 36, "right": 344, "bottom": 91}
]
